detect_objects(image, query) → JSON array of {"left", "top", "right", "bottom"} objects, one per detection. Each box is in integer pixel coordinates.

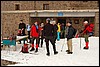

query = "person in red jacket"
[
  {"left": 30, "top": 21, "right": 39, "bottom": 52},
  {"left": 80, "top": 21, "right": 94, "bottom": 49}
]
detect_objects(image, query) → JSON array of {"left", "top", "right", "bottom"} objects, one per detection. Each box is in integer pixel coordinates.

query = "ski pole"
[
  {"left": 61, "top": 38, "right": 65, "bottom": 52},
  {"left": 80, "top": 37, "right": 81, "bottom": 50}
]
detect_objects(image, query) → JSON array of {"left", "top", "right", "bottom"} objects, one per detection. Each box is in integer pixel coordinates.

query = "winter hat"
[
  {"left": 84, "top": 21, "right": 88, "bottom": 24},
  {"left": 48, "top": 20, "right": 50, "bottom": 23},
  {"left": 68, "top": 21, "right": 72, "bottom": 24},
  {"left": 46, "top": 18, "right": 50, "bottom": 21}
]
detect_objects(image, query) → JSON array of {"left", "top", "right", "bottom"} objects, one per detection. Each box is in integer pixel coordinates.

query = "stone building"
[{"left": 1, "top": 1, "right": 99, "bottom": 37}]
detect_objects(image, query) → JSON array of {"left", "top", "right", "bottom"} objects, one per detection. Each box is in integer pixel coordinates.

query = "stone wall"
[
  {"left": 1, "top": 13, "right": 30, "bottom": 38},
  {"left": 1, "top": 1, "right": 99, "bottom": 11},
  {"left": 1, "top": 1, "right": 35, "bottom": 11},
  {"left": 95, "top": 12, "right": 99, "bottom": 36},
  {"left": 35, "top": 1, "right": 99, "bottom": 10}
]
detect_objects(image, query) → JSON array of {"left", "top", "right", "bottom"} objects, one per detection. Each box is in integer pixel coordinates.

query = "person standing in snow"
[
  {"left": 30, "top": 21, "right": 39, "bottom": 52},
  {"left": 80, "top": 21, "right": 94, "bottom": 49},
  {"left": 65, "top": 21, "right": 75, "bottom": 54},
  {"left": 52, "top": 21, "right": 58, "bottom": 43},
  {"left": 18, "top": 20, "right": 26, "bottom": 44},
  {"left": 38, "top": 22, "right": 44, "bottom": 47},
  {"left": 61, "top": 23, "right": 65, "bottom": 38},
  {"left": 26, "top": 24, "right": 31, "bottom": 43},
  {"left": 43, "top": 18, "right": 58, "bottom": 56},
  {"left": 57, "top": 23, "right": 61, "bottom": 41}
]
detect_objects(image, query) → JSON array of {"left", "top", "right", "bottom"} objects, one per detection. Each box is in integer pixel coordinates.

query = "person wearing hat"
[
  {"left": 43, "top": 19, "right": 58, "bottom": 56},
  {"left": 80, "top": 21, "right": 94, "bottom": 49},
  {"left": 65, "top": 21, "right": 75, "bottom": 54}
]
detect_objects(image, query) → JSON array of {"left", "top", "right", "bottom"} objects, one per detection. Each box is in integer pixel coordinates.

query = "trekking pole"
[
  {"left": 80, "top": 37, "right": 81, "bottom": 50},
  {"left": 75, "top": 30, "right": 81, "bottom": 50},
  {"left": 61, "top": 27, "right": 67, "bottom": 52},
  {"left": 61, "top": 30, "right": 66, "bottom": 52},
  {"left": 61, "top": 38, "right": 65, "bottom": 52}
]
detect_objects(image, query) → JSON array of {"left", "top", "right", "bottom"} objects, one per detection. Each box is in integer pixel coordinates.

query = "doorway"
[{"left": 57, "top": 18, "right": 66, "bottom": 38}]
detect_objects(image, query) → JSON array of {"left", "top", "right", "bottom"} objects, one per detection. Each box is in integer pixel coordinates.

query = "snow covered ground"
[{"left": 1, "top": 37, "right": 99, "bottom": 66}]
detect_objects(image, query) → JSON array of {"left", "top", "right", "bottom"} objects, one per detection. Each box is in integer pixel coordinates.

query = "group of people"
[{"left": 18, "top": 18, "right": 94, "bottom": 56}]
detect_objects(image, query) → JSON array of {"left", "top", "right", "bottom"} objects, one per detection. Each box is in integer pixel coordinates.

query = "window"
[
  {"left": 15, "top": 4, "right": 20, "bottom": 10},
  {"left": 43, "top": 4, "right": 49, "bottom": 10}
]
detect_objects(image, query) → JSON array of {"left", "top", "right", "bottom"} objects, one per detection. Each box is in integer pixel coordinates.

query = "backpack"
[
  {"left": 88, "top": 23, "right": 94, "bottom": 32},
  {"left": 83, "top": 23, "right": 94, "bottom": 34},
  {"left": 21, "top": 44, "right": 29, "bottom": 53},
  {"left": 73, "top": 27, "right": 77, "bottom": 37}
]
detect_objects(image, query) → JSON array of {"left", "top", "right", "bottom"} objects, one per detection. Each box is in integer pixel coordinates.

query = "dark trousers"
[
  {"left": 45, "top": 36, "right": 57, "bottom": 54},
  {"left": 27, "top": 31, "right": 31, "bottom": 43},
  {"left": 22, "top": 29, "right": 25, "bottom": 36},
  {"left": 38, "top": 37, "right": 43, "bottom": 47},
  {"left": 31, "top": 37, "right": 39, "bottom": 45},
  {"left": 54, "top": 35, "right": 57, "bottom": 43},
  {"left": 28, "top": 31, "right": 30, "bottom": 39},
  {"left": 19, "top": 40, "right": 25, "bottom": 44}
]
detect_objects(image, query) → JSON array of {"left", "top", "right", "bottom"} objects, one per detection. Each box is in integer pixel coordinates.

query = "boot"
[
  {"left": 30, "top": 47, "right": 35, "bottom": 51},
  {"left": 35, "top": 48, "right": 38, "bottom": 52},
  {"left": 54, "top": 51, "right": 58, "bottom": 55},
  {"left": 41, "top": 45, "right": 43, "bottom": 48},
  {"left": 86, "top": 42, "right": 89, "bottom": 48},
  {"left": 83, "top": 47, "right": 89, "bottom": 49},
  {"left": 46, "top": 52, "right": 50, "bottom": 56},
  {"left": 83, "top": 42, "right": 89, "bottom": 49},
  {"left": 36, "top": 44, "right": 38, "bottom": 48},
  {"left": 30, "top": 44, "right": 35, "bottom": 51},
  {"left": 67, "top": 52, "right": 73, "bottom": 54},
  {"left": 66, "top": 50, "right": 70, "bottom": 52},
  {"left": 35, "top": 44, "right": 38, "bottom": 52}
]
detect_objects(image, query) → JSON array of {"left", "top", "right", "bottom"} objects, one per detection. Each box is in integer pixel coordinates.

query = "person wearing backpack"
[
  {"left": 65, "top": 21, "right": 76, "bottom": 54},
  {"left": 80, "top": 21, "right": 94, "bottom": 49}
]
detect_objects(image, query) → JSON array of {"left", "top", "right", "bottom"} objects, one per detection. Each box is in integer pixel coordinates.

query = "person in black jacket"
[
  {"left": 43, "top": 19, "right": 58, "bottom": 56},
  {"left": 18, "top": 20, "right": 26, "bottom": 44},
  {"left": 19, "top": 20, "right": 26, "bottom": 36},
  {"left": 52, "top": 21, "right": 58, "bottom": 43},
  {"left": 65, "top": 21, "right": 75, "bottom": 54}
]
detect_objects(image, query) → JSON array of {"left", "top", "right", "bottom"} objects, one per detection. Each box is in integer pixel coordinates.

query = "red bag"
[
  {"left": 21, "top": 44, "right": 29, "bottom": 53},
  {"left": 17, "top": 29, "right": 22, "bottom": 36}
]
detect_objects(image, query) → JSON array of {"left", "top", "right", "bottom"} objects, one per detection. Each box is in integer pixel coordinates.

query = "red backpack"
[
  {"left": 87, "top": 23, "right": 94, "bottom": 32},
  {"left": 83, "top": 23, "right": 94, "bottom": 34},
  {"left": 21, "top": 44, "right": 29, "bottom": 53}
]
